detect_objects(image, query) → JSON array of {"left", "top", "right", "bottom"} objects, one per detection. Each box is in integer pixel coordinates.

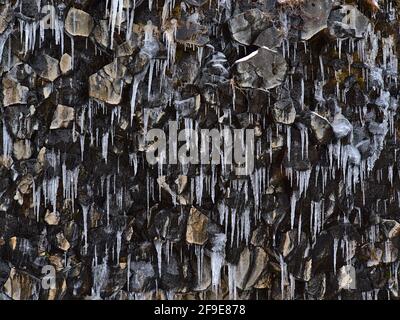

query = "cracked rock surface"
[{"left": 0, "top": 0, "right": 400, "bottom": 300}]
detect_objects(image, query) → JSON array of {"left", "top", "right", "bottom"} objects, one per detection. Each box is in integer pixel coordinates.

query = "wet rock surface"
[{"left": 0, "top": 0, "right": 399, "bottom": 301}]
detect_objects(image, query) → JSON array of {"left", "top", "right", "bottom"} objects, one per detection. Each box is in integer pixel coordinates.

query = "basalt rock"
[
  {"left": 186, "top": 207, "right": 208, "bottom": 245},
  {"left": 59, "top": 54, "right": 72, "bottom": 74},
  {"left": 31, "top": 54, "right": 61, "bottom": 82},
  {"left": 228, "top": 9, "right": 271, "bottom": 46},
  {"left": 233, "top": 47, "right": 287, "bottom": 91},
  {"left": 329, "top": 5, "right": 370, "bottom": 38},
  {"left": 50, "top": 104, "right": 75, "bottom": 129},
  {"left": 65, "top": 8, "right": 94, "bottom": 37},
  {"left": 2, "top": 75, "right": 29, "bottom": 107},
  {"left": 301, "top": 0, "right": 335, "bottom": 40},
  {"left": 0, "top": 0, "right": 398, "bottom": 302},
  {"left": 88, "top": 60, "right": 127, "bottom": 105},
  {"left": 272, "top": 98, "right": 296, "bottom": 124},
  {"left": 3, "top": 268, "right": 40, "bottom": 300}
]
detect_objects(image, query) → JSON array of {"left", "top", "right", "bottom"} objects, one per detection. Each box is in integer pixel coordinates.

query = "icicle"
[
  {"left": 207, "top": 165, "right": 214, "bottom": 203},
  {"left": 147, "top": 59, "right": 155, "bottom": 99},
  {"left": 125, "top": 1, "right": 135, "bottom": 41},
  {"left": 129, "top": 153, "right": 138, "bottom": 176},
  {"left": 337, "top": 38, "right": 343, "bottom": 59},
  {"left": 296, "top": 169, "right": 311, "bottom": 198},
  {"left": 116, "top": 187, "right": 123, "bottom": 209},
  {"left": 102, "top": 131, "right": 109, "bottom": 163},
  {"left": 40, "top": 4, "right": 65, "bottom": 54},
  {"left": 70, "top": 35, "right": 74, "bottom": 70},
  {"left": 0, "top": 26, "right": 12, "bottom": 65},
  {"left": 333, "top": 238, "right": 339, "bottom": 274},
  {"left": 130, "top": 73, "right": 144, "bottom": 124},
  {"left": 297, "top": 212, "right": 302, "bottom": 243},
  {"left": 289, "top": 274, "right": 295, "bottom": 300},
  {"left": 55, "top": 9, "right": 65, "bottom": 54},
  {"left": 108, "top": 0, "right": 124, "bottom": 49},
  {"left": 228, "top": 264, "right": 237, "bottom": 300},
  {"left": 240, "top": 207, "right": 251, "bottom": 244},
  {"left": 287, "top": 126, "right": 291, "bottom": 162},
  {"left": 290, "top": 192, "right": 297, "bottom": 229},
  {"left": 46, "top": 176, "right": 59, "bottom": 214},
  {"left": 2, "top": 119, "right": 12, "bottom": 158},
  {"left": 20, "top": 20, "right": 38, "bottom": 54},
  {"left": 91, "top": 255, "right": 108, "bottom": 299},
  {"left": 194, "top": 245, "right": 204, "bottom": 285},
  {"left": 33, "top": 181, "right": 41, "bottom": 222},
  {"left": 230, "top": 208, "right": 236, "bottom": 246},
  {"left": 162, "top": 0, "right": 176, "bottom": 25},
  {"left": 210, "top": 233, "right": 226, "bottom": 295},
  {"left": 82, "top": 204, "right": 89, "bottom": 255},
  {"left": 62, "top": 163, "right": 79, "bottom": 211},
  {"left": 196, "top": 168, "right": 204, "bottom": 206},
  {"left": 116, "top": 230, "right": 122, "bottom": 263},
  {"left": 106, "top": 175, "right": 111, "bottom": 225},
  {"left": 197, "top": 46, "right": 204, "bottom": 64},
  {"left": 319, "top": 55, "right": 324, "bottom": 82},
  {"left": 311, "top": 200, "right": 324, "bottom": 241},
  {"left": 163, "top": 19, "right": 177, "bottom": 69},
  {"left": 299, "top": 124, "right": 308, "bottom": 159},
  {"left": 155, "top": 239, "right": 163, "bottom": 277},
  {"left": 300, "top": 77, "right": 304, "bottom": 110},
  {"left": 80, "top": 134, "right": 85, "bottom": 162},
  {"left": 127, "top": 253, "right": 131, "bottom": 292},
  {"left": 388, "top": 165, "right": 393, "bottom": 186},
  {"left": 280, "top": 254, "right": 288, "bottom": 300}
]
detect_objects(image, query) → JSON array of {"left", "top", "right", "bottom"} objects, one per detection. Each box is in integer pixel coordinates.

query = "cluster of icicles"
[{"left": 0, "top": 0, "right": 399, "bottom": 299}]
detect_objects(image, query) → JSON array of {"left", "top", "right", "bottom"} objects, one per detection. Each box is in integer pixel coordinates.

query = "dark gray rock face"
[
  {"left": 0, "top": 0, "right": 399, "bottom": 301},
  {"left": 233, "top": 47, "right": 287, "bottom": 91}
]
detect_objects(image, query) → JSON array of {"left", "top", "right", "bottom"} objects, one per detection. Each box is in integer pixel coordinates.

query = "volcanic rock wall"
[{"left": 0, "top": 0, "right": 399, "bottom": 300}]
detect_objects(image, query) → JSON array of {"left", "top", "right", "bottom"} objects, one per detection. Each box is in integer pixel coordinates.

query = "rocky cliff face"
[{"left": 0, "top": 0, "right": 399, "bottom": 300}]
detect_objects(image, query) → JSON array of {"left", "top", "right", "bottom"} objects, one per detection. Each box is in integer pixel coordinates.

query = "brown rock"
[
  {"left": 338, "top": 265, "right": 356, "bottom": 290},
  {"left": 4, "top": 268, "right": 40, "bottom": 300},
  {"left": 0, "top": 3, "right": 13, "bottom": 34},
  {"left": 88, "top": 60, "right": 127, "bottom": 105},
  {"left": 301, "top": 0, "right": 334, "bottom": 40},
  {"left": 2, "top": 76, "right": 29, "bottom": 106},
  {"left": 13, "top": 140, "right": 32, "bottom": 160},
  {"left": 186, "top": 207, "right": 208, "bottom": 245},
  {"left": 32, "top": 54, "right": 61, "bottom": 82},
  {"left": 175, "top": 175, "right": 188, "bottom": 194},
  {"left": 65, "top": 8, "right": 94, "bottom": 37},
  {"left": 381, "top": 219, "right": 400, "bottom": 239},
  {"left": 45, "top": 210, "right": 60, "bottom": 225},
  {"left": 93, "top": 19, "right": 111, "bottom": 48},
  {"left": 59, "top": 54, "right": 72, "bottom": 74},
  {"left": 50, "top": 105, "right": 75, "bottom": 129},
  {"left": 236, "top": 247, "right": 268, "bottom": 290},
  {"left": 56, "top": 232, "right": 70, "bottom": 251}
]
